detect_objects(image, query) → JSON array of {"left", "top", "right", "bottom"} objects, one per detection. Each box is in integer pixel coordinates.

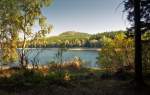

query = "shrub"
[
  {"left": 8, "top": 69, "right": 45, "bottom": 86},
  {"left": 100, "top": 72, "right": 112, "bottom": 79},
  {"left": 48, "top": 57, "right": 83, "bottom": 72},
  {"left": 142, "top": 43, "right": 150, "bottom": 72},
  {"left": 97, "top": 33, "right": 134, "bottom": 72},
  {"left": 113, "top": 68, "right": 133, "bottom": 80}
]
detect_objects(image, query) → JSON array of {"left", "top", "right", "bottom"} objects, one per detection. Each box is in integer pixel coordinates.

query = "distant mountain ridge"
[
  {"left": 45, "top": 31, "right": 90, "bottom": 47},
  {"left": 59, "top": 31, "right": 90, "bottom": 37}
]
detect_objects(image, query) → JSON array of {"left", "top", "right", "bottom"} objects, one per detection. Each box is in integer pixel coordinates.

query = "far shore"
[
  {"left": 0, "top": 64, "right": 100, "bottom": 70},
  {"left": 17, "top": 48, "right": 101, "bottom": 51},
  {"left": 68, "top": 48, "right": 101, "bottom": 51}
]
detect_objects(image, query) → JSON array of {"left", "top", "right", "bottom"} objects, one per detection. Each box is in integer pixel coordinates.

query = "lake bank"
[
  {"left": 68, "top": 48, "right": 101, "bottom": 51},
  {"left": 29, "top": 48, "right": 101, "bottom": 51}
]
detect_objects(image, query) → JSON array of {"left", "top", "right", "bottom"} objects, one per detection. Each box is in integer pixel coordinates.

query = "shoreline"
[
  {"left": 0, "top": 64, "right": 99, "bottom": 70},
  {"left": 68, "top": 48, "right": 101, "bottom": 51},
  {"left": 0, "top": 64, "right": 49, "bottom": 70},
  {"left": 18, "top": 48, "right": 101, "bottom": 51}
]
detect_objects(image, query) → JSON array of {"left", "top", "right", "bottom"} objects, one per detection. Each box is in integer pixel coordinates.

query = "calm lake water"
[{"left": 27, "top": 48, "right": 99, "bottom": 67}]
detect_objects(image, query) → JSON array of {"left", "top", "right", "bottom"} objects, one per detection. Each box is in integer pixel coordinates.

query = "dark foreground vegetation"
[
  {"left": 0, "top": 67, "right": 150, "bottom": 95},
  {"left": 0, "top": 57, "right": 150, "bottom": 95}
]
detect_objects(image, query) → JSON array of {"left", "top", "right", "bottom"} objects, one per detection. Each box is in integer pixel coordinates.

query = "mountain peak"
[{"left": 59, "top": 31, "right": 90, "bottom": 36}]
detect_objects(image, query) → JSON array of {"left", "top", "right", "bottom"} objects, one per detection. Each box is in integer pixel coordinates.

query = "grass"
[
  {"left": 0, "top": 67, "right": 150, "bottom": 95},
  {"left": 0, "top": 79, "right": 150, "bottom": 95}
]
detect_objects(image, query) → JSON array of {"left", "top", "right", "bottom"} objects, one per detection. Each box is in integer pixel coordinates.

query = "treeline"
[
  {"left": 30, "top": 31, "right": 127, "bottom": 48},
  {"left": 97, "top": 31, "right": 150, "bottom": 73}
]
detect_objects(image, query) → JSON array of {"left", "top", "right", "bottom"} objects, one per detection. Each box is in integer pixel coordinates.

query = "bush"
[
  {"left": 100, "top": 72, "right": 112, "bottom": 79},
  {"left": 7, "top": 69, "right": 45, "bottom": 86},
  {"left": 97, "top": 33, "right": 134, "bottom": 72},
  {"left": 142, "top": 43, "right": 150, "bottom": 72},
  {"left": 113, "top": 68, "right": 133, "bottom": 80},
  {"left": 48, "top": 57, "right": 83, "bottom": 72}
]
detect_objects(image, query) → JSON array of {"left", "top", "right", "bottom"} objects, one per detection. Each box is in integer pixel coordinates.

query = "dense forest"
[
  {"left": 30, "top": 30, "right": 150, "bottom": 49},
  {"left": 30, "top": 30, "right": 127, "bottom": 48}
]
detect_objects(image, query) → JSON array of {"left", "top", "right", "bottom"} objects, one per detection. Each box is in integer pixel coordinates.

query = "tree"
[
  {"left": 124, "top": 0, "right": 146, "bottom": 85},
  {"left": 0, "top": 0, "right": 20, "bottom": 63},
  {"left": 124, "top": 0, "right": 150, "bottom": 33},
  {"left": 0, "top": 0, "right": 53, "bottom": 68},
  {"left": 17, "top": 0, "right": 53, "bottom": 68},
  {"left": 97, "top": 33, "right": 134, "bottom": 72},
  {"left": 134, "top": 0, "right": 144, "bottom": 85}
]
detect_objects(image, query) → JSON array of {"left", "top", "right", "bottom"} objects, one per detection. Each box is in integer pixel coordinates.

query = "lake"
[{"left": 27, "top": 48, "right": 99, "bottom": 67}]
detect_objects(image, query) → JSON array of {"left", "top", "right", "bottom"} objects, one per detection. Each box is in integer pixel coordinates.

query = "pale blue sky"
[{"left": 41, "top": 0, "right": 128, "bottom": 35}]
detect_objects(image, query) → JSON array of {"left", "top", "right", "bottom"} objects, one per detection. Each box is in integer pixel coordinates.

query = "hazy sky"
[{"left": 41, "top": 0, "right": 129, "bottom": 35}]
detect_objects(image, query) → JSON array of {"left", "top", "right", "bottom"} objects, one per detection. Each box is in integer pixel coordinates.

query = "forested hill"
[
  {"left": 59, "top": 31, "right": 90, "bottom": 37},
  {"left": 31, "top": 30, "right": 127, "bottom": 48},
  {"left": 43, "top": 31, "right": 90, "bottom": 48}
]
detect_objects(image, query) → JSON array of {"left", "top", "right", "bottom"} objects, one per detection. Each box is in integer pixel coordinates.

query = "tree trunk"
[{"left": 134, "top": 0, "right": 144, "bottom": 85}]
